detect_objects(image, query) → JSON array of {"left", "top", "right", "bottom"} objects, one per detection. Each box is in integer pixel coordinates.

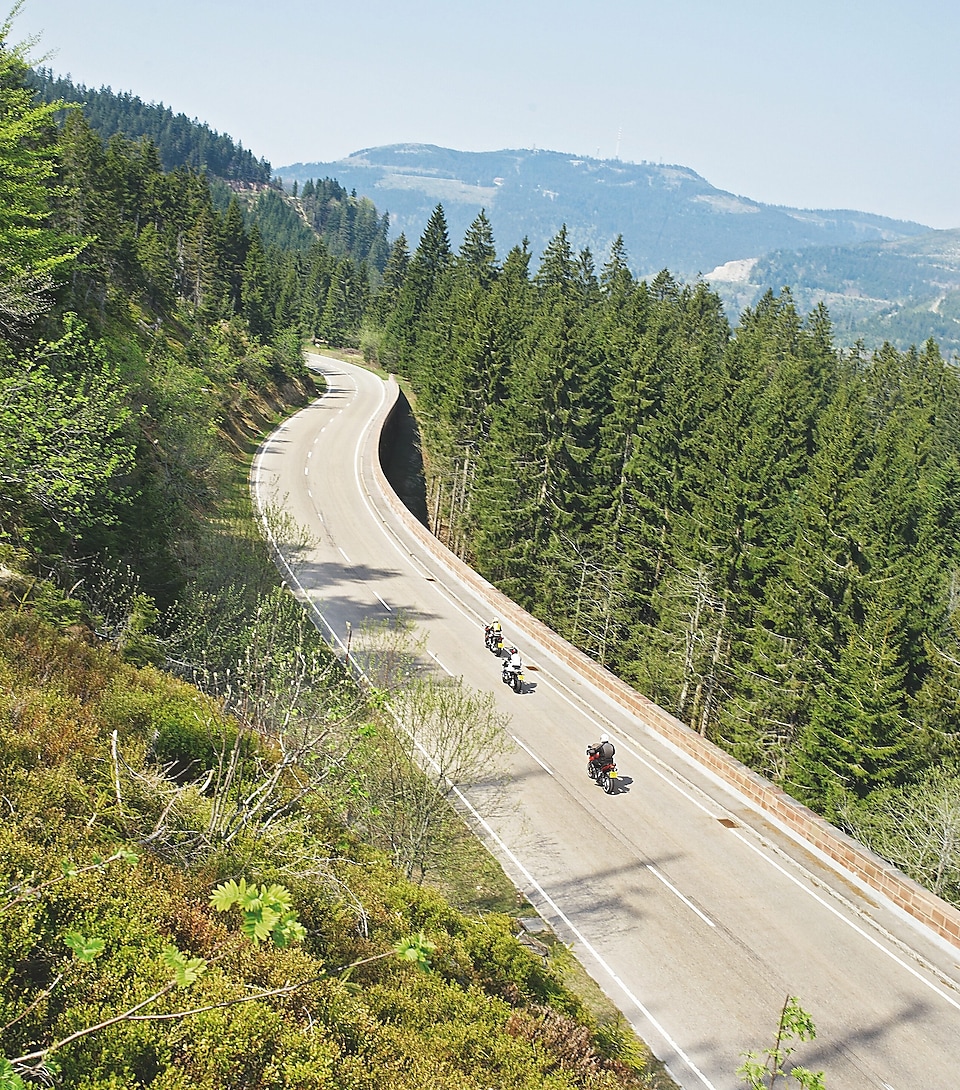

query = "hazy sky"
[{"left": 14, "top": 0, "right": 960, "bottom": 229}]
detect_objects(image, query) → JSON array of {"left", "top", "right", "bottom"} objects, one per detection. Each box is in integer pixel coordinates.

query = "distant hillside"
[
  {"left": 279, "top": 143, "right": 958, "bottom": 352},
  {"left": 707, "top": 228, "right": 960, "bottom": 356},
  {"left": 277, "top": 144, "right": 928, "bottom": 279},
  {"left": 31, "top": 67, "right": 272, "bottom": 183},
  {"left": 29, "top": 70, "right": 390, "bottom": 275}
]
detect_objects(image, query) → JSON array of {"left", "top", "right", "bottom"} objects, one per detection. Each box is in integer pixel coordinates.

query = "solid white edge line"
[
  {"left": 511, "top": 734, "right": 554, "bottom": 775},
  {"left": 256, "top": 360, "right": 960, "bottom": 1085},
  {"left": 263, "top": 366, "right": 715, "bottom": 1089},
  {"left": 446, "top": 778, "right": 717, "bottom": 1089},
  {"left": 646, "top": 865, "right": 715, "bottom": 927},
  {"left": 730, "top": 828, "right": 960, "bottom": 1015},
  {"left": 428, "top": 650, "right": 453, "bottom": 677},
  {"left": 251, "top": 377, "right": 715, "bottom": 1086},
  {"left": 331, "top": 375, "right": 960, "bottom": 1010}
]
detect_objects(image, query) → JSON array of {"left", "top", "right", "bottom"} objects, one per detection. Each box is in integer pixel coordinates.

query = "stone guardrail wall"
[{"left": 372, "top": 375, "right": 960, "bottom": 951}]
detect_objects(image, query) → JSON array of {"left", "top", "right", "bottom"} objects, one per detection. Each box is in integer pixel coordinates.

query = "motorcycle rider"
[
  {"left": 501, "top": 645, "right": 523, "bottom": 691},
  {"left": 587, "top": 734, "right": 615, "bottom": 773},
  {"left": 484, "top": 618, "right": 503, "bottom": 649}
]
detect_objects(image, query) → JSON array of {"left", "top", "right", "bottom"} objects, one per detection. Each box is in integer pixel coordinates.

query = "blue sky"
[{"left": 15, "top": 0, "right": 960, "bottom": 229}]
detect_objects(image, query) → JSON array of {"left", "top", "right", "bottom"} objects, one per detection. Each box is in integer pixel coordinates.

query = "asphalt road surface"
[{"left": 251, "top": 354, "right": 960, "bottom": 1090}]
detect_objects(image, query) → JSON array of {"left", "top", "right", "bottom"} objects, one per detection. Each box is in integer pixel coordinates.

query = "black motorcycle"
[
  {"left": 484, "top": 626, "right": 504, "bottom": 655},
  {"left": 586, "top": 749, "right": 618, "bottom": 794},
  {"left": 501, "top": 664, "right": 524, "bottom": 693}
]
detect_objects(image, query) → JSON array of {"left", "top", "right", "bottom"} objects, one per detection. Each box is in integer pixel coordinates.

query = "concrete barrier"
[{"left": 372, "top": 375, "right": 960, "bottom": 951}]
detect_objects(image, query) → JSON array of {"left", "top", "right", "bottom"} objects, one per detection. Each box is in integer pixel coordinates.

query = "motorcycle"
[
  {"left": 484, "top": 626, "right": 504, "bottom": 655},
  {"left": 586, "top": 749, "right": 618, "bottom": 794},
  {"left": 502, "top": 663, "right": 524, "bottom": 693}
]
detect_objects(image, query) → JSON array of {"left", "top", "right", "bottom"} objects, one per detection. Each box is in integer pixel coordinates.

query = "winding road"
[{"left": 252, "top": 354, "right": 960, "bottom": 1090}]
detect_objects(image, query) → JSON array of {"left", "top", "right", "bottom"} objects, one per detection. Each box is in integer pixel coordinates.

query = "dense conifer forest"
[
  {"left": 6, "top": 3, "right": 960, "bottom": 1080},
  {"left": 30, "top": 68, "right": 273, "bottom": 182},
  {"left": 1, "top": 20, "right": 659, "bottom": 1089},
  {"left": 367, "top": 206, "right": 960, "bottom": 906}
]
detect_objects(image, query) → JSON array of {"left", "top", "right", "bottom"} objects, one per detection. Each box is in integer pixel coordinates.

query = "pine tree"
[
  {"left": 0, "top": 23, "right": 85, "bottom": 337},
  {"left": 604, "top": 279, "right": 730, "bottom": 695},
  {"left": 219, "top": 197, "right": 249, "bottom": 313},
  {"left": 241, "top": 227, "right": 270, "bottom": 337},
  {"left": 726, "top": 366, "right": 870, "bottom": 779},
  {"left": 792, "top": 580, "right": 918, "bottom": 816},
  {"left": 372, "top": 232, "right": 409, "bottom": 327},
  {"left": 384, "top": 204, "right": 452, "bottom": 378},
  {"left": 457, "top": 208, "right": 498, "bottom": 288}
]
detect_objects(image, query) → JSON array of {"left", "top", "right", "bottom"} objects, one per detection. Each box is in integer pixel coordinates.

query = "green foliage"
[
  {"left": 0, "top": 315, "right": 135, "bottom": 538},
  {"left": 349, "top": 672, "right": 509, "bottom": 884},
  {"left": 738, "top": 996, "right": 825, "bottom": 1089},
  {"left": 31, "top": 67, "right": 273, "bottom": 183},
  {"left": 160, "top": 943, "right": 208, "bottom": 987},
  {"left": 381, "top": 212, "right": 960, "bottom": 880},
  {"left": 209, "top": 878, "right": 306, "bottom": 947},
  {"left": 0, "top": 12, "right": 85, "bottom": 336},
  {"left": 293, "top": 176, "right": 390, "bottom": 272},
  {"left": 0, "top": 1058, "right": 30, "bottom": 1090},
  {"left": 841, "top": 767, "right": 960, "bottom": 902},
  {"left": 393, "top": 931, "right": 435, "bottom": 972},
  {"left": 152, "top": 704, "right": 241, "bottom": 775},
  {"left": 0, "top": 608, "right": 652, "bottom": 1089},
  {"left": 0, "top": 13, "right": 657, "bottom": 1088},
  {"left": 62, "top": 930, "right": 106, "bottom": 962}
]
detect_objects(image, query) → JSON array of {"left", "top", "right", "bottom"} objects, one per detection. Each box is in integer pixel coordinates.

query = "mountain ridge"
[
  {"left": 277, "top": 143, "right": 928, "bottom": 275},
  {"left": 279, "top": 143, "right": 959, "bottom": 352}
]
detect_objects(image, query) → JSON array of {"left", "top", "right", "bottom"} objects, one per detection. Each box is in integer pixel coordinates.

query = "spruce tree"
[
  {"left": 384, "top": 204, "right": 452, "bottom": 378},
  {"left": 241, "top": 227, "right": 270, "bottom": 337},
  {"left": 0, "top": 28, "right": 84, "bottom": 337}
]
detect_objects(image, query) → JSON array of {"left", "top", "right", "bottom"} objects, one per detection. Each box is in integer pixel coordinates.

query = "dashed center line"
[
  {"left": 646, "top": 865, "right": 715, "bottom": 927},
  {"left": 511, "top": 735, "right": 554, "bottom": 775}
]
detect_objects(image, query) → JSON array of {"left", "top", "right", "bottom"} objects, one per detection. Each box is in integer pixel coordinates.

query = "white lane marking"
[
  {"left": 731, "top": 828, "right": 960, "bottom": 1015},
  {"left": 364, "top": 668, "right": 718, "bottom": 1090},
  {"left": 344, "top": 380, "right": 473, "bottom": 593},
  {"left": 338, "top": 547, "right": 351, "bottom": 564},
  {"left": 501, "top": 664, "right": 724, "bottom": 824},
  {"left": 319, "top": 362, "right": 725, "bottom": 959},
  {"left": 255, "top": 427, "right": 711, "bottom": 1088},
  {"left": 511, "top": 735, "right": 554, "bottom": 775},
  {"left": 428, "top": 650, "right": 453, "bottom": 676},
  {"left": 512, "top": 658, "right": 960, "bottom": 1008},
  {"left": 317, "top": 419, "right": 663, "bottom": 797},
  {"left": 307, "top": 450, "right": 312, "bottom": 458},
  {"left": 502, "top": 664, "right": 719, "bottom": 819},
  {"left": 304, "top": 466, "right": 309, "bottom": 476},
  {"left": 445, "top": 779, "right": 717, "bottom": 1088},
  {"left": 337, "top": 363, "right": 960, "bottom": 1005},
  {"left": 343, "top": 509, "right": 837, "bottom": 963},
  {"left": 373, "top": 591, "right": 392, "bottom": 612},
  {"left": 646, "top": 865, "right": 715, "bottom": 927},
  {"left": 260, "top": 362, "right": 960, "bottom": 1080}
]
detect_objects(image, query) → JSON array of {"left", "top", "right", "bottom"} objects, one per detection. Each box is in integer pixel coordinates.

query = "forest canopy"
[
  {"left": 5, "top": 4, "right": 960, "bottom": 1079},
  {"left": 0, "top": 16, "right": 660, "bottom": 1088},
  {"left": 368, "top": 204, "right": 960, "bottom": 896}
]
